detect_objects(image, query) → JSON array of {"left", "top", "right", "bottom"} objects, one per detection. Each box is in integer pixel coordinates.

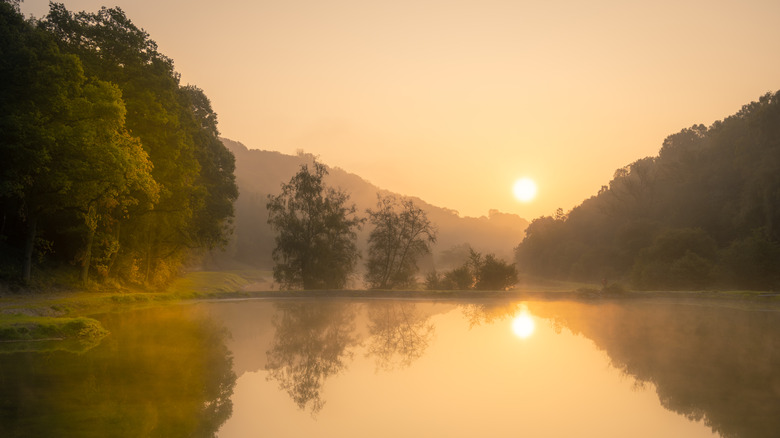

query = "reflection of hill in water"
[{"left": 530, "top": 300, "right": 780, "bottom": 438}]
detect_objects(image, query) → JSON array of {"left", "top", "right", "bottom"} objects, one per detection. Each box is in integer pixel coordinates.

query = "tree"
[
  {"left": 630, "top": 227, "right": 717, "bottom": 290},
  {"left": 266, "top": 160, "right": 362, "bottom": 289},
  {"left": 0, "top": 3, "right": 157, "bottom": 284},
  {"left": 41, "top": 4, "right": 237, "bottom": 285},
  {"left": 426, "top": 249, "right": 517, "bottom": 291},
  {"left": 364, "top": 195, "right": 436, "bottom": 289},
  {"left": 474, "top": 253, "right": 519, "bottom": 290}
]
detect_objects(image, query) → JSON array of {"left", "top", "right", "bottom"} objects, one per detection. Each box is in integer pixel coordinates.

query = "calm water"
[{"left": 1, "top": 298, "right": 778, "bottom": 437}]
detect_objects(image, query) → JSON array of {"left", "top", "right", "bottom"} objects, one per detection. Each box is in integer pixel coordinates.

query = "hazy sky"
[{"left": 21, "top": 0, "right": 780, "bottom": 219}]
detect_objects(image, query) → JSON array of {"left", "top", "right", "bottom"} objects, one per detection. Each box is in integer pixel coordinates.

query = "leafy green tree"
[
  {"left": 716, "top": 228, "right": 780, "bottom": 290},
  {"left": 0, "top": 3, "right": 158, "bottom": 284},
  {"left": 474, "top": 253, "right": 519, "bottom": 290},
  {"left": 426, "top": 249, "right": 517, "bottom": 290},
  {"left": 41, "top": 4, "right": 237, "bottom": 285},
  {"left": 443, "top": 265, "right": 474, "bottom": 290},
  {"left": 630, "top": 228, "right": 717, "bottom": 290},
  {"left": 266, "top": 160, "right": 362, "bottom": 289},
  {"left": 364, "top": 195, "right": 436, "bottom": 289},
  {"left": 65, "top": 81, "right": 159, "bottom": 283},
  {"left": 0, "top": 1, "right": 77, "bottom": 282},
  {"left": 180, "top": 85, "right": 238, "bottom": 250}
]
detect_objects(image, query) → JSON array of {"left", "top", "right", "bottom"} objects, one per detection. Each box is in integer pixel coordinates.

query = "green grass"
[
  {"left": 0, "top": 269, "right": 273, "bottom": 342},
  {"left": 166, "top": 270, "right": 272, "bottom": 297},
  {"left": 0, "top": 315, "right": 109, "bottom": 353}
]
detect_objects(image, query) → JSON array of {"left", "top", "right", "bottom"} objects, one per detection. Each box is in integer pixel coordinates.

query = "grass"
[{"left": 0, "top": 269, "right": 273, "bottom": 344}]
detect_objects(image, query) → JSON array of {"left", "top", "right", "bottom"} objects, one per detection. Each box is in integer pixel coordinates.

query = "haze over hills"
[{"left": 216, "top": 138, "right": 529, "bottom": 273}]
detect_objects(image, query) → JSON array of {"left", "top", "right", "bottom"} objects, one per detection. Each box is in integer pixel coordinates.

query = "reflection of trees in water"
[
  {"left": 366, "top": 302, "right": 434, "bottom": 371},
  {"left": 532, "top": 301, "right": 780, "bottom": 438},
  {"left": 0, "top": 307, "right": 236, "bottom": 437},
  {"left": 461, "top": 301, "right": 520, "bottom": 328},
  {"left": 265, "top": 302, "right": 359, "bottom": 414}
]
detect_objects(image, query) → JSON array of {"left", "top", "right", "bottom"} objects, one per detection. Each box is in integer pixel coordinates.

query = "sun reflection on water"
[{"left": 511, "top": 306, "right": 536, "bottom": 339}]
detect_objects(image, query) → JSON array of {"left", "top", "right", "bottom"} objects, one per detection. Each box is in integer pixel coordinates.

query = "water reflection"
[
  {"left": 366, "top": 302, "right": 435, "bottom": 371},
  {"left": 2, "top": 299, "right": 776, "bottom": 438},
  {"left": 511, "top": 306, "right": 535, "bottom": 339},
  {"left": 261, "top": 300, "right": 441, "bottom": 414},
  {"left": 530, "top": 300, "right": 780, "bottom": 438},
  {"left": 264, "top": 302, "right": 359, "bottom": 414},
  {"left": 461, "top": 301, "right": 520, "bottom": 327},
  {"left": 0, "top": 307, "right": 236, "bottom": 437},
  {"left": 258, "top": 298, "right": 778, "bottom": 437}
]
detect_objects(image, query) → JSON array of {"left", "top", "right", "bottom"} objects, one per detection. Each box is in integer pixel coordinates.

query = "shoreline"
[{"left": 2, "top": 272, "right": 778, "bottom": 345}]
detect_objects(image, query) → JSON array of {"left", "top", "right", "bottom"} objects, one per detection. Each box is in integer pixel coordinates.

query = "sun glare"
[
  {"left": 513, "top": 178, "right": 537, "bottom": 203},
  {"left": 512, "top": 312, "right": 536, "bottom": 339}
]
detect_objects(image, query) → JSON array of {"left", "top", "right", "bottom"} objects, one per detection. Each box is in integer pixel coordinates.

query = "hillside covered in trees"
[
  {"left": 0, "top": 2, "right": 237, "bottom": 287},
  {"left": 216, "top": 138, "right": 529, "bottom": 273},
  {"left": 516, "top": 91, "right": 780, "bottom": 291}
]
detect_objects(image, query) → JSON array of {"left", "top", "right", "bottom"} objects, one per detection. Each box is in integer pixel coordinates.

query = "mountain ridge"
[{"left": 218, "top": 138, "right": 529, "bottom": 271}]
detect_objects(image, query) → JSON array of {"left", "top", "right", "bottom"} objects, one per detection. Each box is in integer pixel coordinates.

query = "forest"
[
  {"left": 515, "top": 91, "right": 780, "bottom": 291},
  {"left": 0, "top": 2, "right": 237, "bottom": 287}
]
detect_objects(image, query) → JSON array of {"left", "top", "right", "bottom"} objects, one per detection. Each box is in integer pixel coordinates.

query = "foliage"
[
  {"left": 266, "top": 160, "right": 362, "bottom": 289},
  {"left": 364, "top": 195, "right": 436, "bottom": 289},
  {"left": 0, "top": 3, "right": 236, "bottom": 287},
  {"left": 426, "top": 249, "right": 518, "bottom": 291},
  {"left": 515, "top": 90, "right": 780, "bottom": 290},
  {"left": 473, "top": 252, "right": 520, "bottom": 290}
]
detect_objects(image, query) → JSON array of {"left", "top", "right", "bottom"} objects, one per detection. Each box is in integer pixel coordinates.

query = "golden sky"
[{"left": 22, "top": 0, "right": 780, "bottom": 219}]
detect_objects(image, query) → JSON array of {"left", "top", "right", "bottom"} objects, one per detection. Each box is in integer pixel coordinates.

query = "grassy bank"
[{"left": 0, "top": 269, "right": 274, "bottom": 346}]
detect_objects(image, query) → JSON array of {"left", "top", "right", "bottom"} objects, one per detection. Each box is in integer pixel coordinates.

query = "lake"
[{"left": 1, "top": 297, "right": 778, "bottom": 437}]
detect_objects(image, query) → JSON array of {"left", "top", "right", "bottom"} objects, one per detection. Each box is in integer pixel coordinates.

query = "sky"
[{"left": 21, "top": 0, "right": 780, "bottom": 219}]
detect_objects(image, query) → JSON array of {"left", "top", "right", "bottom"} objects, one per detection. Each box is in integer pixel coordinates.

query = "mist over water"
[{"left": 1, "top": 298, "right": 776, "bottom": 437}]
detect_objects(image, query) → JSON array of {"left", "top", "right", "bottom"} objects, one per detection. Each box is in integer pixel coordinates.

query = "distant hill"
[
  {"left": 215, "top": 138, "right": 528, "bottom": 273},
  {"left": 515, "top": 91, "right": 780, "bottom": 290}
]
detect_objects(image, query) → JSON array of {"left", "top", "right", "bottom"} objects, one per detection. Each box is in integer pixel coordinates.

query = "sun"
[{"left": 513, "top": 178, "right": 537, "bottom": 202}]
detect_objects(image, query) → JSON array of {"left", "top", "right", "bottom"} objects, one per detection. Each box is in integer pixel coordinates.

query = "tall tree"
[
  {"left": 0, "top": 3, "right": 157, "bottom": 283},
  {"left": 41, "top": 4, "right": 237, "bottom": 285},
  {"left": 266, "top": 160, "right": 362, "bottom": 289},
  {"left": 179, "top": 85, "right": 238, "bottom": 250},
  {"left": 364, "top": 195, "right": 436, "bottom": 289}
]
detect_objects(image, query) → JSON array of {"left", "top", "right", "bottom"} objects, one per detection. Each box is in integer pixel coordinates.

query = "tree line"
[
  {"left": 266, "top": 160, "right": 518, "bottom": 290},
  {"left": 515, "top": 91, "right": 780, "bottom": 290},
  {"left": 0, "top": 2, "right": 237, "bottom": 287}
]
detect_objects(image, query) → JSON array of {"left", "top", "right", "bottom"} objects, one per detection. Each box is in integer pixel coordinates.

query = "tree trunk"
[
  {"left": 22, "top": 214, "right": 38, "bottom": 284},
  {"left": 80, "top": 225, "right": 96, "bottom": 284},
  {"left": 106, "top": 222, "right": 121, "bottom": 277}
]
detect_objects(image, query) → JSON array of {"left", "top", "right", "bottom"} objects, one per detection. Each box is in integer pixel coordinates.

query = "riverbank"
[
  {"left": 0, "top": 270, "right": 273, "bottom": 346},
  {"left": 1, "top": 270, "right": 778, "bottom": 346}
]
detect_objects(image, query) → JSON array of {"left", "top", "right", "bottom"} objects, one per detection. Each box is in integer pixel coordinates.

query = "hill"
[
  {"left": 515, "top": 91, "right": 780, "bottom": 290},
  {"left": 213, "top": 138, "right": 529, "bottom": 274}
]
